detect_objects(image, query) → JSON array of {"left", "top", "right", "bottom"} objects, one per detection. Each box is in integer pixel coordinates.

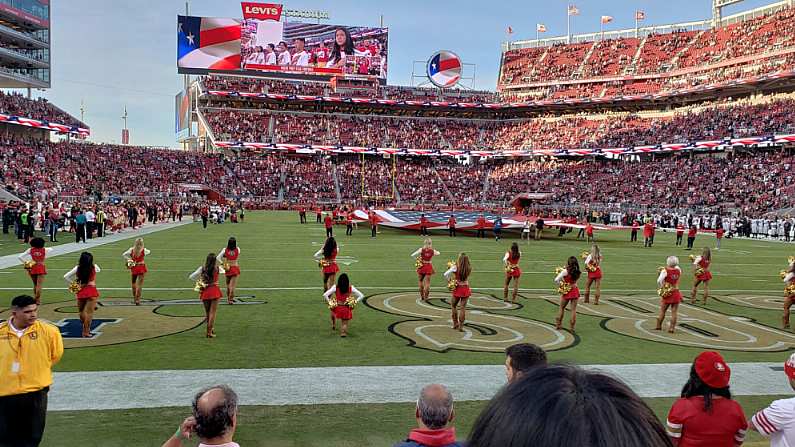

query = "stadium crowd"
[{"left": 0, "top": 90, "right": 86, "bottom": 128}]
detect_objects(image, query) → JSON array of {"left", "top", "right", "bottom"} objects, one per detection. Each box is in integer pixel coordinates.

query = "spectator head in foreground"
[
  {"left": 161, "top": 385, "right": 239, "bottom": 447},
  {"left": 749, "top": 352, "right": 795, "bottom": 442},
  {"left": 393, "top": 384, "right": 462, "bottom": 447},
  {"left": 468, "top": 364, "right": 672, "bottom": 447},
  {"left": 504, "top": 343, "right": 547, "bottom": 383}
]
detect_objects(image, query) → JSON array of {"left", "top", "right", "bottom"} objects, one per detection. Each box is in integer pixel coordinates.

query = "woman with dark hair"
[
  {"left": 468, "top": 364, "right": 673, "bottom": 447},
  {"left": 217, "top": 237, "right": 241, "bottom": 305},
  {"left": 666, "top": 351, "right": 748, "bottom": 446},
  {"left": 690, "top": 247, "right": 712, "bottom": 305},
  {"left": 583, "top": 243, "right": 603, "bottom": 305},
  {"left": 553, "top": 256, "right": 581, "bottom": 331},
  {"left": 411, "top": 238, "right": 440, "bottom": 301},
  {"left": 322, "top": 273, "right": 364, "bottom": 337},
  {"left": 782, "top": 257, "right": 795, "bottom": 329},
  {"left": 326, "top": 27, "right": 355, "bottom": 68},
  {"left": 18, "top": 237, "right": 51, "bottom": 304},
  {"left": 63, "top": 252, "right": 101, "bottom": 338},
  {"left": 314, "top": 237, "right": 339, "bottom": 290},
  {"left": 503, "top": 242, "right": 521, "bottom": 303},
  {"left": 444, "top": 253, "right": 472, "bottom": 331},
  {"left": 122, "top": 237, "right": 150, "bottom": 305},
  {"left": 189, "top": 253, "right": 226, "bottom": 338}
]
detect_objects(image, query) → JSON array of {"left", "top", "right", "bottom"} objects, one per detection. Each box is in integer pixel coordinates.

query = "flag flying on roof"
[
  {"left": 178, "top": 16, "right": 242, "bottom": 70},
  {"left": 601, "top": 15, "right": 613, "bottom": 24},
  {"left": 635, "top": 10, "right": 646, "bottom": 21},
  {"left": 537, "top": 23, "right": 547, "bottom": 32},
  {"left": 507, "top": 25, "right": 513, "bottom": 34},
  {"left": 568, "top": 5, "right": 580, "bottom": 16}
]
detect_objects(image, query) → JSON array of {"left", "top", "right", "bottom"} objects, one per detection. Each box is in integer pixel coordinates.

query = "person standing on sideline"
[
  {"left": 74, "top": 209, "right": 87, "bottom": 243},
  {"left": 200, "top": 204, "right": 209, "bottom": 229},
  {"left": 95, "top": 208, "right": 105, "bottom": 237},
  {"left": 676, "top": 222, "right": 685, "bottom": 246},
  {"left": 687, "top": 225, "right": 697, "bottom": 250},
  {"left": 535, "top": 217, "right": 544, "bottom": 240},
  {"left": 666, "top": 351, "right": 747, "bottom": 446},
  {"left": 324, "top": 213, "right": 334, "bottom": 238},
  {"left": 0, "top": 295, "right": 64, "bottom": 447},
  {"left": 392, "top": 384, "right": 463, "bottom": 447},
  {"left": 316, "top": 206, "right": 322, "bottom": 223},
  {"left": 84, "top": 207, "right": 95, "bottom": 239},
  {"left": 370, "top": 210, "right": 378, "bottom": 238},
  {"left": 749, "top": 352, "right": 795, "bottom": 444},
  {"left": 716, "top": 226, "right": 724, "bottom": 250},
  {"left": 631, "top": 219, "right": 639, "bottom": 242},
  {"left": 161, "top": 385, "right": 240, "bottom": 447},
  {"left": 420, "top": 214, "right": 429, "bottom": 236},
  {"left": 494, "top": 216, "right": 503, "bottom": 241},
  {"left": 47, "top": 208, "right": 58, "bottom": 242},
  {"left": 448, "top": 214, "right": 457, "bottom": 237},
  {"left": 345, "top": 210, "right": 354, "bottom": 236},
  {"left": 476, "top": 213, "right": 487, "bottom": 238}
]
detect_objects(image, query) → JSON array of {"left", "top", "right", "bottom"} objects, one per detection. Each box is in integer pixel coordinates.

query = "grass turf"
[
  {"left": 41, "top": 395, "right": 783, "bottom": 447},
  {"left": 0, "top": 210, "right": 792, "bottom": 371}
]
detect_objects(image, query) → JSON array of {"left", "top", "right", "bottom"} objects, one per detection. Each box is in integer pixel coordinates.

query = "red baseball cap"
[
  {"left": 694, "top": 351, "right": 731, "bottom": 388},
  {"left": 785, "top": 353, "right": 795, "bottom": 379}
]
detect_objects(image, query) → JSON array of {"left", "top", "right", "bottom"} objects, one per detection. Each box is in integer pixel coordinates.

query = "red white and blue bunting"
[{"left": 0, "top": 113, "right": 90, "bottom": 137}]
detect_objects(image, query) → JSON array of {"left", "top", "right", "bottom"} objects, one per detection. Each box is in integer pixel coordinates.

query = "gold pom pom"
[
  {"left": 580, "top": 251, "right": 590, "bottom": 260},
  {"left": 68, "top": 281, "right": 81, "bottom": 294},
  {"left": 781, "top": 270, "right": 788, "bottom": 280},
  {"left": 556, "top": 281, "right": 573, "bottom": 296},
  {"left": 447, "top": 260, "right": 455, "bottom": 269},
  {"left": 447, "top": 278, "right": 458, "bottom": 292},
  {"left": 23, "top": 260, "right": 36, "bottom": 270},
  {"left": 415, "top": 257, "right": 423, "bottom": 270},
  {"left": 126, "top": 259, "right": 136, "bottom": 269},
  {"left": 657, "top": 283, "right": 676, "bottom": 299},
  {"left": 694, "top": 267, "right": 705, "bottom": 277},
  {"left": 555, "top": 266, "right": 565, "bottom": 275},
  {"left": 786, "top": 283, "right": 795, "bottom": 298},
  {"left": 689, "top": 254, "right": 696, "bottom": 261},
  {"left": 789, "top": 256, "right": 795, "bottom": 265},
  {"left": 222, "top": 261, "right": 231, "bottom": 271},
  {"left": 194, "top": 280, "right": 207, "bottom": 292},
  {"left": 318, "top": 259, "right": 331, "bottom": 269},
  {"left": 345, "top": 296, "right": 357, "bottom": 309},
  {"left": 504, "top": 263, "right": 519, "bottom": 274},
  {"left": 327, "top": 299, "right": 338, "bottom": 310}
]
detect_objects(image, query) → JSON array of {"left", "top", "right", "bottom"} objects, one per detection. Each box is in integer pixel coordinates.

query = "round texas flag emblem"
[{"left": 427, "top": 50, "right": 462, "bottom": 88}]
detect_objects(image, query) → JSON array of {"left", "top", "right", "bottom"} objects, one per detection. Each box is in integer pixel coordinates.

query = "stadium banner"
[
  {"left": 241, "top": 2, "right": 282, "bottom": 21},
  {"left": 175, "top": 90, "right": 191, "bottom": 141},
  {"left": 0, "top": 113, "right": 89, "bottom": 137},
  {"left": 178, "top": 14, "right": 388, "bottom": 80}
]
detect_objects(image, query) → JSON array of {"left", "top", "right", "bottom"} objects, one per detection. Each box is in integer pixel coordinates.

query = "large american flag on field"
[{"left": 178, "top": 16, "right": 241, "bottom": 70}]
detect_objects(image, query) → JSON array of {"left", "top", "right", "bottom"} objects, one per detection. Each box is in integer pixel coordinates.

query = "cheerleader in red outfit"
[
  {"left": 63, "top": 252, "right": 101, "bottom": 338},
  {"left": 503, "top": 242, "right": 522, "bottom": 303},
  {"left": 122, "top": 238, "right": 150, "bottom": 305},
  {"left": 782, "top": 258, "right": 795, "bottom": 329},
  {"left": 444, "top": 253, "right": 472, "bottom": 332},
  {"left": 412, "top": 238, "right": 440, "bottom": 301},
  {"left": 690, "top": 247, "right": 712, "bottom": 305},
  {"left": 656, "top": 256, "right": 683, "bottom": 333},
  {"left": 323, "top": 273, "right": 364, "bottom": 337},
  {"left": 18, "top": 237, "right": 51, "bottom": 304},
  {"left": 217, "top": 237, "right": 241, "bottom": 305},
  {"left": 583, "top": 244, "right": 603, "bottom": 305},
  {"left": 189, "top": 253, "right": 225, "bottom": 338},
  {"left": 554, "top": 256, "right": 581, "bottom": 331},
  {"left": 314, "top": 237, "right": 339, "bottom": 291}
]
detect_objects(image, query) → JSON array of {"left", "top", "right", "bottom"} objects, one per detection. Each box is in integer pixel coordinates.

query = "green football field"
[{"left": 0, "top": 211, "right": 791, "bottom": 446}]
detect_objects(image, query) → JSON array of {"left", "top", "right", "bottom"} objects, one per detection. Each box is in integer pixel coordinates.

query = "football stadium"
[{"left": 2, "top": 0, "right": 795, "bottom": 445}]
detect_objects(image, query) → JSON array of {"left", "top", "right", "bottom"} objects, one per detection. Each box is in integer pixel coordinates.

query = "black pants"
[
  {"left": 300, "top": 213, "right": 306, "bottom": 224},
  {"left": 687, "top": 237, "right": 695, "bottom": 249},
  {"left": 577, "top": 228, "right": 585, "bottom": 238},
  {"left": 326, "top": 227, "right": 333, "bottom": 238},
  {"left": 676, "top": 234, "right": 683, "bottom": 245},
  {"left": 49, "top": 223, "right": 58, "bottom": 242},
  {"left": 420, "top": 226, "right": 428, "bottom": 236},
  {"left": 477, "top": 229, "right": 485, "bottom": 238},
  {"left": 0, "top": 387, "right": 48, "bottom": 447},
  {"left": 86, "top": 222, "right": 93, "bottom": 239},
  {"left": 346, "top": 224, "right": 353, "bottom": 235},
  {"left": 75, "top": 224, "right": 86, "bottom": 243},
  {"left": 96, "top": 222, "right": 103, "bottom": 237},
  {"left": 449, "top": 227, "right": 456, "bottom": 237},
  {"left": 2, "top": 220, "right": 8, "bottom": 234},
  {"left": 371, "top": 225, "right": 377, "bottom": 237},
  {"left": 128, "top": 217, "right": 135, "bottom": 228},
  {"left": 202, "top": 216, "right": 208, "bottom": 228},
  {"left": 494, "top": 229, "right": 501, "bottom": 240},
  {"left": 316, "top": 214, "right": 321, "bottom": 223}
]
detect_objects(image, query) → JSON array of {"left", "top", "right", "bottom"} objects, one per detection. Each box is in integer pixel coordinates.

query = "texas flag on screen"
[
  {"left": 428, "top": 52, "right": 461, "bottom": 88},
  {"left": 178, "top": 15, "right": 241, "bottom": 70}
]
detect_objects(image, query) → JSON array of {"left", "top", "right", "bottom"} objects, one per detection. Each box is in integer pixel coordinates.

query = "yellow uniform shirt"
[{"left": 0, "top": 319, "right": 63, "bottom": 396}]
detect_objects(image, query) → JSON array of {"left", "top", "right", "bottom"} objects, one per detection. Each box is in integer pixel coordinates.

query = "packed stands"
[{"left": 0, "top": 91, "right": 86, "bottom": 128}]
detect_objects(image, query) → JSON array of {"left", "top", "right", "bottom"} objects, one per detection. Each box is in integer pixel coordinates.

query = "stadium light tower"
[{"left": 713, "top": 0, "right": 744, "bottom": 25}]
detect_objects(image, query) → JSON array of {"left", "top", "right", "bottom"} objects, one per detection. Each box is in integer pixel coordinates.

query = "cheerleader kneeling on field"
[
  {"left": 444, "top": 253, "right": 472, "bottom": 332},
  {"left": 323, "top": 273, "right": 364, "bottom": 337},
  {"left": 554, "top": 256, "right": 581, "bottom": 331}
]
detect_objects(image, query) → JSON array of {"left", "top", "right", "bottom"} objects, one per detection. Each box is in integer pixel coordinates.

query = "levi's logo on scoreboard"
[{"left": 241, "top": 2, "right": 283, "bottom": 21}]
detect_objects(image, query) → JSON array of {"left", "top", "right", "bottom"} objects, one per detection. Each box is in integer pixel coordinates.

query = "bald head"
[
  {"left": 192, "top": 385, "right": 238, "bottom": 440},
  {"left": 417, "top": 384, "right": 454, "bottom": 430}
]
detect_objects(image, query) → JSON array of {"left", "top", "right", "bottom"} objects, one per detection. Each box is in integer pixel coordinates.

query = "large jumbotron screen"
[{"left": 177, "top": 10, "right": 388, "bottom": 80}]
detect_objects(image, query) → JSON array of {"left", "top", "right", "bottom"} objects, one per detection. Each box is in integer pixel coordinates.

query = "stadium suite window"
[{"left": 1, "top": 0, "right": 49, "bottom": 20}]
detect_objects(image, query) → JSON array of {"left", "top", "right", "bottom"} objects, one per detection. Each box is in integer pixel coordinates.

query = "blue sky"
[{"left": 16, "top": 0, "right": 778, "bottom": 147}]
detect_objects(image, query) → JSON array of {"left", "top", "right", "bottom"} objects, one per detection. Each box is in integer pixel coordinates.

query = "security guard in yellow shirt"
[{"left": 0, "top": 294, "right": 63, "bottom": 447}]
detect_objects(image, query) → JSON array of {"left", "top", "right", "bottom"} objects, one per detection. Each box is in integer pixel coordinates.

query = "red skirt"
[
  {"left": 77, "top": 285, "right": 100, "bottom": 300},
  {"left": 696, "top": 271, "right": 712, "bottom": 282},
  {"left": 332, "top": 305, "right": 353, "bottom": 320},
  {"left": 323, "top": 262, "right": 339, "bottom": 274},
  {"left": 562, "top": 286, "right": 580, "bottom": 301},
  {"left": 417, "top": 264, "right": 435, "bottom": 276},
  {"left": 29, "top": 264, "right": 47, "bottom": 276},
  {"left": 506, "top": 267, "right": 521, "bottom": 278},
  {"left": 663, "top": 289, "right": 683, "bottom": 304},
  {"left": 225, "top": 265, "right": 241, "bottom": 277},
  {"left": 130, "top": 264, "right": 148, "bottom": 276},
  {"left": 200, "top": 285, "right": 222, "bottom": 301},
  {"left": 588, "top": 267, "right": 602, "bottom": 280},
  {"left": 453, "top": 284, "right": 471, "bottom": 299}
]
